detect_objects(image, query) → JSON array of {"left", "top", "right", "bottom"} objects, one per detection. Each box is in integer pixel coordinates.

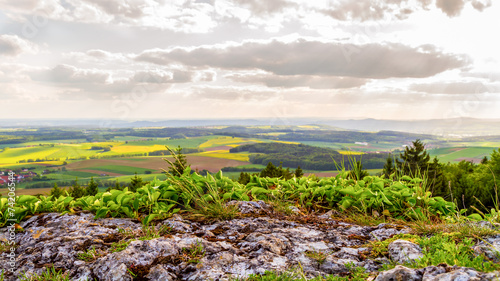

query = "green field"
[
  {"left": 120, "top": 136, "right": 216, "bottom": 148},
  {"left": 87, "top": 165, "right": 155, "bottom": 175},
  {"left": 429, "top": 147, "right": 496, "bottom": 163}
]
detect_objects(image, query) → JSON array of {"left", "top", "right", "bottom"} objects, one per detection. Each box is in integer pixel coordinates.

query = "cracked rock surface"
[{"left": 1, "top": 202, "right": 499, "bottom": 280}]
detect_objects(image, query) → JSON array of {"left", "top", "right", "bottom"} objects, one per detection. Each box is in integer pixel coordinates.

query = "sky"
[{"left": 0, "top": 0, "right": 499, "bottom": 122}]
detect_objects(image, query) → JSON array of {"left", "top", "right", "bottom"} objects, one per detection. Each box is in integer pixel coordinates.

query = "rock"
[
  {"left": 422, "top": 264, "right": 500, "bottom": 281},
  {"left": 375, "top": 265, "right": 423, "bottom": 281},
  {"left": 370, "top": 223, "right": 410, "bottom": 240},
  {"left": 145, "top": 265, "right": 176, "bottom": 281},
  {"left": 388, "top": 239, "right": 423, "bottom": 264},
  {"left": 226, "top": 200, "right": 271, "bottom": 215},
  {"left": 473, "top": 236, "right": 500, "bottom": 262},
  {"left": 2, "top": 211, "right": 499, "bottom": 281}
]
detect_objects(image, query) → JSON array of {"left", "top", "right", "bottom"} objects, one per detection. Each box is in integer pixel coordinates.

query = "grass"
[
  {"left": 163, "top": 146, "right": 239, "bottom": 221},
  {"left": 429, "top": 146, "right": 496, "bottom": 163},
  {"left": 120, "top": 136, "right": 216, "bottom": 148},
  {"left": 235, "top": 264, "right": 371, "bottom": 280},
  {"left": 304, "top": 250, "right": 328, "bottom": 264},
  {"left": 76, "top": 246, "right": 102, "bottom": 262},
  {"left": 18, "top": 267, "right": 71, "bottom": 281},
  {"left": 87, "top": 165, "right": 155, "bottom": 175},
  {"left": 413, "top": 234, "right": 500, "bottom": 272},
  {"left": 109, "top": 225, "right": 172, "bottom": 253},
  {"left": 180, "top": 240, "right": 206, "bottom": 264}
]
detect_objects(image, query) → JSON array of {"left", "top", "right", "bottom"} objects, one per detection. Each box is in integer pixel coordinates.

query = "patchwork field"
[{"left": 429, "top": 146, "right": 497, "bottom": 163}]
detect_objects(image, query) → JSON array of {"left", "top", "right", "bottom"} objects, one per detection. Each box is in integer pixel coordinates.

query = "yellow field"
[
  {"left": 297, "top": 125, "right": 319, "bottom": 129},
  {"left": 0, "top": 146, "right": 60, "bottom": 164},
  {"left": 195, "top": 151, "right": 250, "bottom": 162},
  {"left": 338, "top": 151, "right": 365, "bottom": 155},
  {"left": 272, "top": 140, "right": 300, "bottom": 145},
  {"left": 199, "top": 136, "right": 259, "bottom": 148},
  {"left": 111, "top": 144, "right": 166, "bottom": 153}
]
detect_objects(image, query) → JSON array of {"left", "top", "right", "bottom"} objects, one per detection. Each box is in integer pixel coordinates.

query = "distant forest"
[
  {"left": 0, "top": 126, "right": 437, "bottom": 145},
  {"left": 231, "top": 143, "right": 389, "bottom": 170}
]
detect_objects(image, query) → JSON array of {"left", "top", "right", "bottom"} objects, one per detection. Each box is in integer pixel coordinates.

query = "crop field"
[
  {"left": 337, "top": 150, "right": 364, "bottom": 155},
  {"left": 429, "top": 147, "right": 497, "bottom": 163},
  {"left": 199, "top": 136, "right": 261, "bottom": 149},
  {"left": 0, "top": 146, "right": 61, "bottom": 164},
  {"left": 120, "top": 136, "right": 216, "bottom": 148},
  {"left": 194, "top": 150, "right": 250, "bottom": 162},
  {"left": 110, "top": 144, "right": 165, "bottom": 154},
  {"left": 62, "top": 155, "right": 250, "bottom": 175},
  {"left": 87, "top": 165, "right": 154, "bottom": 175}
]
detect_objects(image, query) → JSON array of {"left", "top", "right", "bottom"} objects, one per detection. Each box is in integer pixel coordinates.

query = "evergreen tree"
[
  {"left": 166, "top": 146, "right": 189, "bottom": 177},
  {"left": 481, "top": 156, "right": 489, "bottom": 164},
  {"left": 260, "top": 162, "right": 279, "bottom": 178},
  {"left": 69, "top": 177, "right": 85, "bottom": 198},
  {"left": 294, "top": 166, "right": 304, "bottom": 178},
  {"left": 237, "top": 172, "right": 251, "bottom": 185},
  {"left": 86, "top": 177, "right": 99, "bottom": 196},
  {"left": 129, "top": 173, "right": 143, "bottom": 192},
  {"left": 396, "top": 139, "right": 431, "bottom": 176},
  {"left": 382, "top": 156, "right": 395, "bottom": 178},
  {"left": 50, "top": 183, "right": 63, "bottom": 199}
]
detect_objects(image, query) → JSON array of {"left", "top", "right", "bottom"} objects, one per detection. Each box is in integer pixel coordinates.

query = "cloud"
[
  {"left": 436, "top": 0, "right": 466, "bottom": 17},
  {"left": 136, "top": 40, "right": 468, "bottom": 79},
  {"left": 462, "top": 72, "right": 500, "bottom": 82},
  {"left": 321, "top": 0, "right": 492, "bottom": 21},
  {"left": 81, "top": 0, "right": 145, "bottom": 19},
  {"left": 410, "top": 81, "right": 500, "bottom": 94},
  {"left": 27, "top": 64, "right": 193, "bottom": 98},
  {"left": 227, "top": 73, "right": 368, "bottom": 89},
  {"left": 230, "top": 0, "right": 294, "bottom": 15},
  {"left": 189, "top": 86, "right": 275, "bottom": 101},
  {"left": 471, "top": 0, "right": 492, "bottom": 11},
  {"left": 0, "top": 35, "right": 38, "bottom": 56}
]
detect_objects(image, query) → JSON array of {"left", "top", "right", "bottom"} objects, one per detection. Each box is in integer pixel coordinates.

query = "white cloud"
[
  {"left": 136, "top": 39, "right": 468, "bottom": 79},
  {"left": 0, "top": 35, "right": 38, "bottom": 56}
]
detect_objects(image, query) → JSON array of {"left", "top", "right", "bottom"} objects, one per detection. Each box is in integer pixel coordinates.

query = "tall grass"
[{"left": 162, "top": 146, "right": 238, "bottom": 220}]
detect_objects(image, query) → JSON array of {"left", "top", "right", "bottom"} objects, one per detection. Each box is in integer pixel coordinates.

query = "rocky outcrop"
[
  {"left": 388, "top": 239, "right": 423, "bottom": 264},
  {"left": 0, "top": 202, "right": 499, "bottom": 280},
  {"left": 375, "top": 264, "right": 500, "bottom": 281}
]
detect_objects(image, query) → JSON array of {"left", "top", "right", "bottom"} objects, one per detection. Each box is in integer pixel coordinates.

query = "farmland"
[{"left": 1, "top": 126, "right": 500, "bottom": 195}]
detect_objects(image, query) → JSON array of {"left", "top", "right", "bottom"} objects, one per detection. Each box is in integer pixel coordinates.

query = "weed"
[
  {"left": 365, "top": 234, "right": 420, "bottom": 258},
  {"left": 76, "top": 245, "right": 102, "bottom": 262},
  {"left": 138, "top": 224, "right": 171, "bottom": 241},
  {"left": 181, "top": 240, "right": 206, "bottom": 264},
  {"left": 415, "top": 233, "right": 500, "bottom": 272},
  {"left": 110, "top": 240, "right": 132, "bottom": 253},
  {"left": 234, "top": 264, "right": 372, "bottom": 280},
  {"left": 304, "top": 250, "right": 328, "bottom": 265},
  {"left": 19, "top": 267, "right": 70, "bottom": 281}
]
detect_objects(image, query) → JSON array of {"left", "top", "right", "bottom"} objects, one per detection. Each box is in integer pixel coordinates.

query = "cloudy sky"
[{"left": 0, "top": 0, "right": 499, "bottom": 121}]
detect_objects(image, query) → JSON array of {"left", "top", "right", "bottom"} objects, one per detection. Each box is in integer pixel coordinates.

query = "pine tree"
[
  {"left": 237, "top": 172, "right": 251, "bottom": 185},
  {"left": 294, "top": 166, "right": 304, "bottom": 178},
  {"left": 129, "top": 173, "right": 143, "bottom": 192},
  {"left": 50, "top": 183, "right": 63, "bottom": 199},
  {"left": 260, "top": 162, "right": 279, "bottom": 178},
  {"left": 481, "top": 156, "right": 489, "bottom": 164},
  {"left": 166, "top": 146, "right": 189, "bottom": 177},
  {"left": 86, "top": 177, "right": 98, "bottom": 196},
  {"left": 382, "top": 156, "right": 395, "bottom": 178},
  {"left": 69, "top": 177, "right": 85, "bottom": 198},
  {"left": 396, "top": 139, "right": 431, "bottom": 176}
]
